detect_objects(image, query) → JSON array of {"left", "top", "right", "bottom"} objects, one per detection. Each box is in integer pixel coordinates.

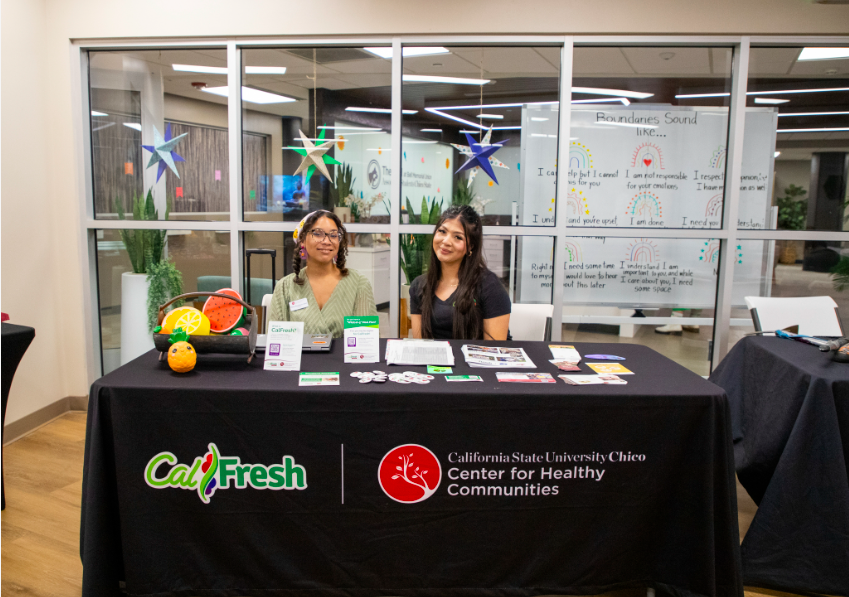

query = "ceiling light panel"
[
  {"left": 365, "top": 47, "right": 449, "bottom": 59},
  {"left": 797, "top": 47, "right": 849, "bottom": 61},
  {"left": 202, "top": 86, "right": 297, "bottom": 104},
  {"left": 403, "top": 75, "right": 492, "bottom": 85}
]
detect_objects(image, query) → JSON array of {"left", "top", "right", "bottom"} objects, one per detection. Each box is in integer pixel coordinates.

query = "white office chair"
[
  {"left": 261, "top": 293, "right": 273, "bottom": 334},
  {"left": 509, "top": 303, "right": 554, "bottom": 341},
  {"left": 744, "top": 296, "right": 844, "bottom": 337}
]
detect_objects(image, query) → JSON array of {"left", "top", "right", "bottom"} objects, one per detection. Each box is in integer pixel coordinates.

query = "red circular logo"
[{"left": 378, "top": 444, "right": 441, "bottom": 503}]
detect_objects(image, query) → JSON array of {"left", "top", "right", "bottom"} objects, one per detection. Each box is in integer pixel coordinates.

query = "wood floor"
[{"left": 0, "top": 412, "right": 806, "bottom": 597}]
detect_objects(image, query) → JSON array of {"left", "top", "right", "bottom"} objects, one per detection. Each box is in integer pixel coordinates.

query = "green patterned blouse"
[{"left": 267, "top": 267, "right": 377, "bottom": 338}]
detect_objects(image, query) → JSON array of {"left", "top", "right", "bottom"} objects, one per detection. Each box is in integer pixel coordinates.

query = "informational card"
[
  {"left": 427, "top": 365, "right": 453, "bottom": 374},
  {"left": 446, "top": 375, "right": 483, "bottom": 382},
  {"left": 298, "top": 372, "right": 341, "bottom": 386},
  {"left": 461, "top": 345, "right": 535, "bottom": 368},
  {"left": 586, "top": 362, "right": 633, "bottom": 375},
  {"left": 344, "top": 316, "right": 380, "bottom": 363},
  {"left": 550, "top": 359, "right": 581, "bottom": 371},
  {"left": 264, "top": 321, "right": 304, "bottom": 371},
  {"left": 559, "top": 374, "right": 627, "bottom": 385},
  {"left": 496, "top": 372, "right": 556, "bottom": 383},
  {"left": 548, "top": 344, "right": 581, "bottom": 363},
  {"left": 385, "top": 339, "right": 455, "bottom": 366}
]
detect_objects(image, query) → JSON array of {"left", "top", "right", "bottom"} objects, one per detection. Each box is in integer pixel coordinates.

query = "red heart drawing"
[
  {"left": 202, "top": 454, "right": 213, "bottom": 473},
  {"left": 643, "top": 158, "right": 652, "bottom": 167}
]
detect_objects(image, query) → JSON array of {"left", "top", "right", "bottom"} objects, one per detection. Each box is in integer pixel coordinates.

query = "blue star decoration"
[
  {"left": 142, "top": 124, "right": 188, "bottom": 182},
  {"left": 455, "top": 131, "right": 509, "bottom": 185}
]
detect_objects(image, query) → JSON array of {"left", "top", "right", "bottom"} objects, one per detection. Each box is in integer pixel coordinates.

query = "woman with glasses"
[
  {"left": 410, "top": 205, "right": 511, "bottom": 340},
  {"left": 267, "top": 210, "right": 376, "bottom": 338}
]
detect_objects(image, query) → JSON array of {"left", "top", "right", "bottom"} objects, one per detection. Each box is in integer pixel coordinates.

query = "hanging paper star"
[
  {"left": 451, "top": 126, "right": 509, "bottom": 188},
  {"left": 141, "top": 124, "right": 188, "bottom": 182},
  {"left": 291, "top": 128, "right": 340, "bottom": 181}
]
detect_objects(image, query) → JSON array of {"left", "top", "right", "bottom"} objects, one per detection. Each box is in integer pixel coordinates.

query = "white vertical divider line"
[
  {"left": 389, "top": 38, "right": 402, "bottom": 338},
  {"left": 550, "top": 38, "right": 574, "bottom": 339},
  {"left": 341, "top": 444, "right": 345, "bottom": 504},
  {"left": 73, "top": 45, "right": 101, "bottom": 384},
  {"left": 227, "top": 42, "right": 244, "bottom": 294},
  {"left": 712, "top": 37, "right": 749, "bottom": 371}
]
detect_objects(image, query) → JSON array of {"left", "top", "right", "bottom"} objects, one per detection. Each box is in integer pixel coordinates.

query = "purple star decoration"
[
  {"left": 141, "top": 123, "right": 188, "bottom": 182},
  {"left": 455, "top": 132, "right": 509, "bottom": 185}
]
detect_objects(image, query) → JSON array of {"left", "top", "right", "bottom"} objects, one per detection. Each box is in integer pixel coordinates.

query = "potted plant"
[
  {"left": 115, "top": 190, "right": 183, "bottom": 364},
  {"left": 331, "top": 163, "right": 356, "bottom": 224},
  {"left": 776, "top": 184, "right": 808, "bottom": 264}
]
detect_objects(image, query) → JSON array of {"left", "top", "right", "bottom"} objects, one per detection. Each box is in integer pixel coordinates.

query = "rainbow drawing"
[
  {"left": 705, "top": 194, "right": 723, "bottom": 217},
  {"left": 564, "top": 241, "right": 583, "bottom": 263},
  {"left": 567, "top": 188, "right": 590, "bottom": 216},
  {"left": 710, "top": 146, "right": 726, "bottom": 169},
  {"left": 625, "top": 192, "right": 662, "bottom": 219},
  {"left": 699, "top": 240, "right": 744, "bottom": 265},
  {"left": 198, "top": 443, "right": 220, "bottom": 504},
  {"left": 626, "top": 239, "right": 659, "bottom": 263},
  {"left": 569, "top": 142, "right": 593, "bottom": 169},
  {"left": 630, "top": 143, "right": 665, "bottom": 169}
]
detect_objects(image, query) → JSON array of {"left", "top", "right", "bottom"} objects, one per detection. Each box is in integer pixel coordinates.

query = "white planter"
[
  {"left": 333, "top": 206, "right": 352, "bottom": 224},
  {"left": 120, "top": 272, "right": 155, "bottom": 365}
]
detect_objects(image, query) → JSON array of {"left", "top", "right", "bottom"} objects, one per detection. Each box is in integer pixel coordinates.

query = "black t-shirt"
[{"left": 409, "top": 269, "right": 512, "bottom": 340}]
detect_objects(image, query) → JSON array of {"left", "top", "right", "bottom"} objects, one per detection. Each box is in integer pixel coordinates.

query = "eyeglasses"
[{"left": 308, "top": 229, "right": 341, "bottom": 242}]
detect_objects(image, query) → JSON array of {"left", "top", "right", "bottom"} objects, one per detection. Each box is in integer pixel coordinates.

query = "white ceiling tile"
[
  {"left": 621, "top": 47, "right": 712, "bottom": 75},
  {"left": 749, "top": 48, "right": 801, "bottom": 76},
  {"left": 573, "top": 47, "right": 635, "bottom": 75},
  {"left": 451, "top": 47, "right": 558, "bottom": 74}
]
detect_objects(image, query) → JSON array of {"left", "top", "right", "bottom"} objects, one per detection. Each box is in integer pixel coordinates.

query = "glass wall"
[
  {"left": 89, "top": 49, "right": 232, "bottom": 221},
  {"left": 96, "top": 229, "right": 231, "bottom": 375},
  {"left": 82, "top": 39, "right": 849, "bottom": 379}
]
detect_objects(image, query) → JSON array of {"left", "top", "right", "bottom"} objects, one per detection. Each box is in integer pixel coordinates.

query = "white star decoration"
[{"left": 293, "top": 129, "right": 338, "bottom": 181}]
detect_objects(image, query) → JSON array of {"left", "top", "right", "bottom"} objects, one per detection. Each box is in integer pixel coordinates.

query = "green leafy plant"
[
  {"left": 776, "top": 184, "right": 808, "bottom": 231},
  {"left": 115, "top": 190, "right": 171, "bottom": 273},
  {"left": 330, "top": 163, "right": 356, "bottom": 209},
  {"left": 832, "top": 256, "right": 849, "bottom": 292},
  {"left": 399, "top": 196, "right": 443, "bottom": 285},
  {"left": 452, "top": 179, "right": 474, "bottom": 207},
  {"left": 146, "top": 259, "right": 184, "bottom": 332}
]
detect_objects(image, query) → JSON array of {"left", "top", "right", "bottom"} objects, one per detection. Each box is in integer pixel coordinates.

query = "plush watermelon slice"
[{"left": 202, "top": 288, "right": 245, "bottom": 333}]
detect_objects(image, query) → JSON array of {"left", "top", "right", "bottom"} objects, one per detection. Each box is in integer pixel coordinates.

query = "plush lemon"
[
  {"left": 167, "top": 328, "right": 197, "bottom": 373},
  {"left": 162, "top": 306, "right": 211, "bottom": 336}
]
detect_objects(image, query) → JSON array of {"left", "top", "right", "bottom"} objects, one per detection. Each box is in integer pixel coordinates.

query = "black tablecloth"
[
  {"left": 2, "top": 322, "right": 36, "bottom": 510},
  {"left": 82, "top": 340, "right": 742, "bottom": 597},
  {"left": 710, "top": 336, "right": 849, "bottom": 596}
]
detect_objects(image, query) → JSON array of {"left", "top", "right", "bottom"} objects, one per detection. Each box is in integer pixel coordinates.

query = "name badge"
[{"left": 289, "top": 298, "right": 309, "bottom": 312}]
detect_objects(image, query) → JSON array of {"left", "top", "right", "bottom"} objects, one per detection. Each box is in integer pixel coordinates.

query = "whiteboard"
[{"left": 517, "top": 105, "right": 778, "bottom": 308}]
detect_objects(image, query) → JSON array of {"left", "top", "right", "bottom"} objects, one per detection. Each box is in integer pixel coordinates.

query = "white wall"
[{"left": 2, "top": 0, "right": 849, "bottom": 425}]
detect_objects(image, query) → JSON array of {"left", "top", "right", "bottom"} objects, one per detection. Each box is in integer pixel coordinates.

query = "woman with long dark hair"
[
  {"left": 410, "top": 205, "right": 511, "bottom": 340},
  {"left": 268, "top": 210, "right": 376, "bottom": 338}
]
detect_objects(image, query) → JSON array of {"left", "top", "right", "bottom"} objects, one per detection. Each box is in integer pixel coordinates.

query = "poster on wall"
[{"left": 517, "top": 105, "right": 778, "bottom": 308}]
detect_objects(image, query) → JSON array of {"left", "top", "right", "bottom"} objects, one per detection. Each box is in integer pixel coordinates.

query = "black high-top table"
[{"left": 1, "top": 322, "right": 36, "bottom": 510}]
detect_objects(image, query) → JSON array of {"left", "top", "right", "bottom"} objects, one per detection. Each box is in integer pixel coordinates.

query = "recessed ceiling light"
[
  {"left": 573, "top": 87, "right": 653, "bottom": 99},
  {"left": 364, "top": 47, "right": 450, "bottom": 59},
  {"left": 318, "top": 125, "right": 382, "bottom": 131},
  {"left": 202, "top": 86, "right": 296, "bottom": 104},
  {"left": 403, "top": 75, "right": 492, "bottom": 85},
  {"left": 173, "top": 64, "right": 228, "bottom": 74},
  {"left": 476, "top": 114, "right": 504, "bottom": 120},
  {"left": 777, "top": 127, "right": 849, "bottom": 133},
  {"left": 245, "top": 66, "right": 287, "bottom": 75},
  {"left": 346, "top": 106, "right": 418, "bottom": 114},
  {"left": 798, "top": 47, "right": 849, "bottom": 61},
  {"left": 572, "top": 97, "right": 631, "bottom": 105},
  {"left": 531, "top": 117, "right": 549, "bottom": 121},
  {"left": 754, "top": 98, "right": 790, "bottom": 104},
  {"left": 774, "top": 152, "right": 781, "bottom": 158},
  {"left": 421, "top": 128, "right": 443, "bottom": 132},
  {"left": 123, "top": 123, "right": 142, "bottom": 131},
  {"left": 777, "top": 111, "right": 849, "bottom": 116},
  {"left": 91, "top": 111, "right": 108, "bottom": 117},
  {"left": 459, "top": 130, "right": 479, "bottom": 133},
  {"left": 404, "top": 140, "right": 438, "bottom": 144},
  {"left": 678, "top": 86, "right": 849, "bottom": 99}
]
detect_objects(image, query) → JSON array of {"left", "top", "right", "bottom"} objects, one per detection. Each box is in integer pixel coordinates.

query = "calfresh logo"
[
  {"left": 145, "top": 443, "right": 307, "bottom": 504},
  {"left": 378, "top": 444, "right": 441, "bottom": 503},
  {"left": 270, "top": 324, "right": 299, "bottom": 334}
]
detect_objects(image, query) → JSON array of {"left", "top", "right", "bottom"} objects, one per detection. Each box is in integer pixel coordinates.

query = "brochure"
[
  {"left": 584, "top": 354, "right": 625, "bottom": 361},
  {"left": 586, "top": 362, "right": 633, "bottom": 375},
  {"left": 427, "top": 365, "right": 453, "bottom": 374},
  {"left": 385, "top": 339, "right": 454, "bottom": 366},
  {"left": 550, "top": 359, "right": 581, "bottom": 371},
  {"left": 344, "top": 316, "right": 380, "bottom": 363},
  {"left": 548, "top": 344, "right": 581, "bottom": 363},
  {"left": 264, "top": 321, "right": 304, "bottom": 371},
  {"left": 461, "top": 345, "right": 535, "bottom": 368},
  {"left": 445, "top": 375, "right": 483, "bottom": 382},
  {"left": 496, "top": 372, "right": 556, "bottom": 383},
  {"left": 559, "top": 374, "right": 627, "bottom": 385},
  {"left": 299, "top": 372, "right": 341, "bottom": 386}
]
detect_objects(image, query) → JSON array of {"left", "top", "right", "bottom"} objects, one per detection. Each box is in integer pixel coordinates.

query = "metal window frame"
[{"left": 73, "top": 34, "right": 849, "bottom": 385}]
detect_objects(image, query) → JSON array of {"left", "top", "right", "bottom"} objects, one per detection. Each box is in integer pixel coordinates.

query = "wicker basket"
[{"left": 153, "top": 292, "right": 258, "bottom": 364}]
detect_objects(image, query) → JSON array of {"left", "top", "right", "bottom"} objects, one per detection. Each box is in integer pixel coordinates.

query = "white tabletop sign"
[{"left": 264, "top": 321, "right": 304, "bottom": 371}]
